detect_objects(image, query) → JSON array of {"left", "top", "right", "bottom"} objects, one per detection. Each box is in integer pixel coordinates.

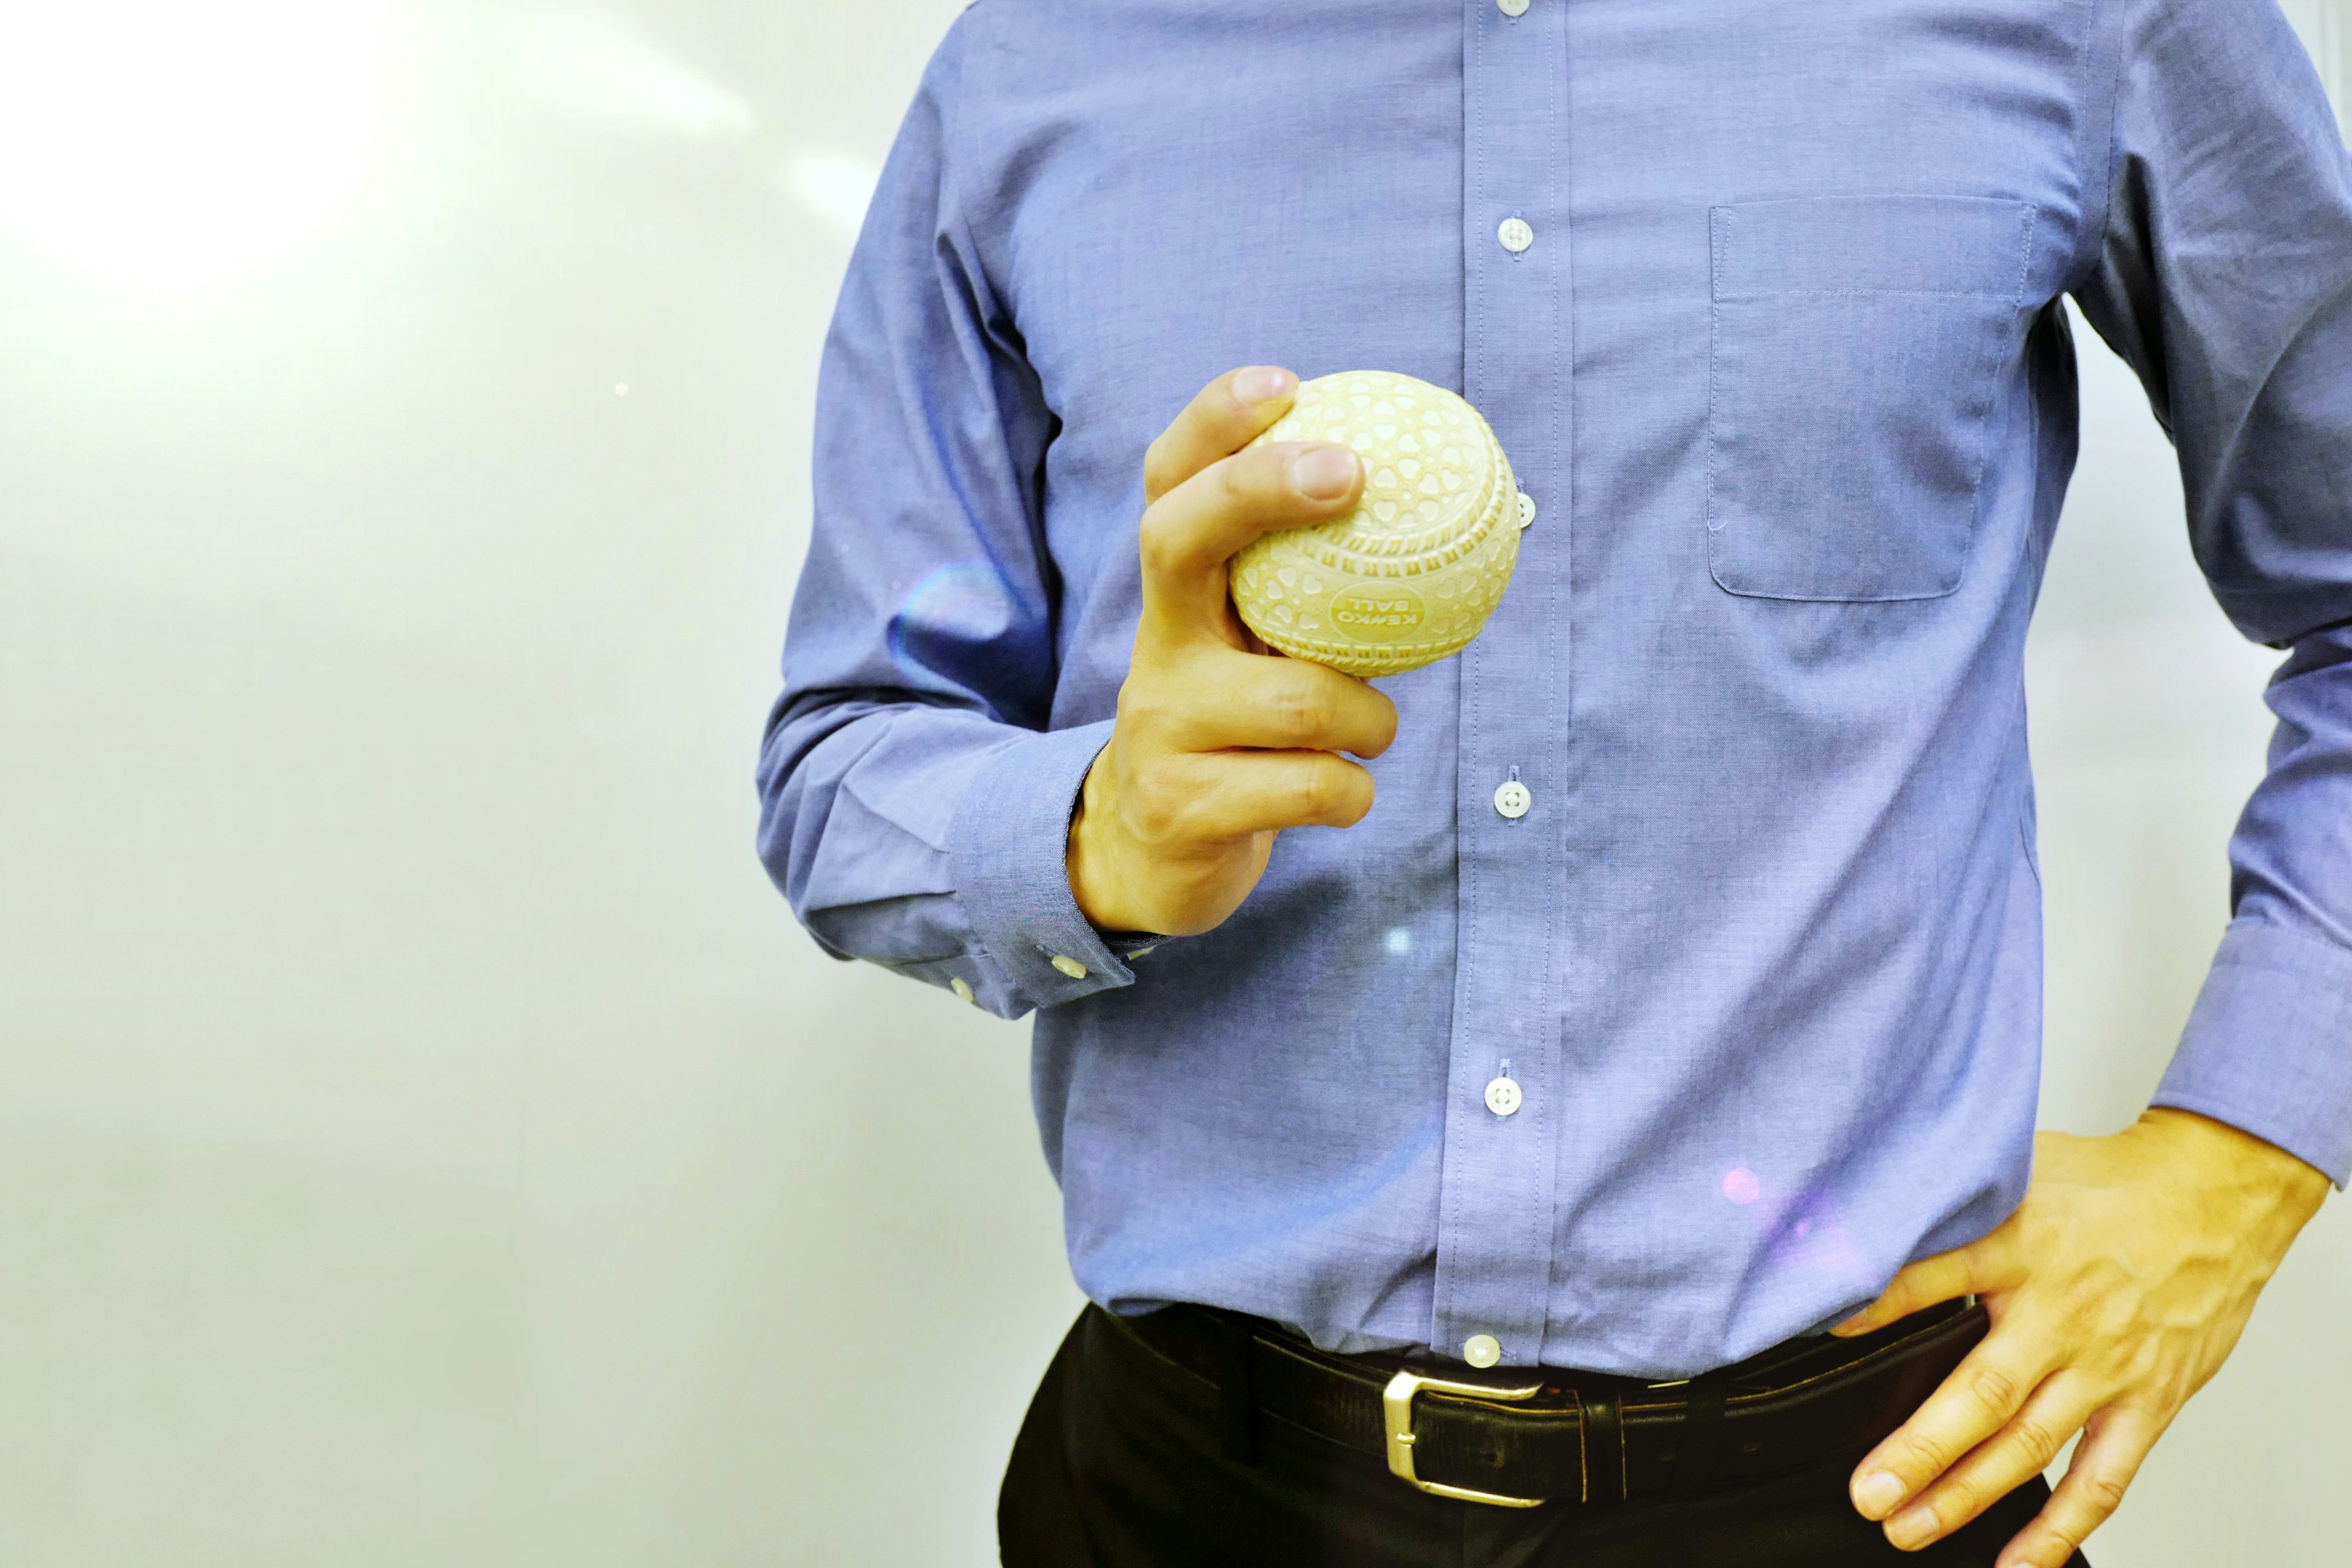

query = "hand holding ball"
[
  {"left": 1230, "top": 371, "right": 1521, "bottom": 677},
  {"left": 1069, "top": 366, "right": 1494, "bottom": 938}
]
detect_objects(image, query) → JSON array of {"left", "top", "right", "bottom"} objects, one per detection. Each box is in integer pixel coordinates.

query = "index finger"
[
  {"left": 1143, "top": 366, "right": 1300, "bottom": 505},
  {"left": 1851, "top": 1330, "right": 2052, "bottom": 1524}
]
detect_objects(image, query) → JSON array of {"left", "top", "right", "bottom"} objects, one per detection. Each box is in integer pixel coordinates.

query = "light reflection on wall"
[
  {"left": 777, "top": 151, "right": 882, "bottom": 247},
  {"left": 514, "top": 8, "right": 755, "bottom": 138}
]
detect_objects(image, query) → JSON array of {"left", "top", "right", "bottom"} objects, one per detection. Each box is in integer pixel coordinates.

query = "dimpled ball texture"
[{"left": 1231, "top": 371, "right": 1521, "bottom": 678}]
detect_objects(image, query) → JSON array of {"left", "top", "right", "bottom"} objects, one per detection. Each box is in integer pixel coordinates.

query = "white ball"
[{"left": 1231, "top": 371, "right": 1520, "bottom": 678}]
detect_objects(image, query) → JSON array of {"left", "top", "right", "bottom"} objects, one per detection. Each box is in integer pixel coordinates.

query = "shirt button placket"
[{"left": 1436, "top": 0, "right": 1572, "bottom": 1377}]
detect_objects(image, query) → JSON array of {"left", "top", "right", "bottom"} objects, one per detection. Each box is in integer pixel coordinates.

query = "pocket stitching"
[
  {"left": 1703, "top": 207, "right": 1738, "bottom": 540},
  {"left": 1703, "top": 198, "right": 2039, "bottom": 601}
]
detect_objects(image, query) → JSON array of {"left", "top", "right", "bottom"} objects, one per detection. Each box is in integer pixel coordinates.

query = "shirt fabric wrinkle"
[{"left": 757, "top": 0, "right": 2352, "bottom": 1379}]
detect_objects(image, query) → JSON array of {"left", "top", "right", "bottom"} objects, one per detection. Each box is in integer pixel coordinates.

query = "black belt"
[{"left": 1114, "top": 1297, "right": 1983, "bottom": 1509}]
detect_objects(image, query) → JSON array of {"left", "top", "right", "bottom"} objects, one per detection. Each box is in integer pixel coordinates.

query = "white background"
[{"left": 0, "top": 2, "right": 2344, "bottom": 1562}]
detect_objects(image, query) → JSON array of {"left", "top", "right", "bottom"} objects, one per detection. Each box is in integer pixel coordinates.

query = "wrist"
[
  {"left": 2133, "top": 1107, "right": 2329, "bottom": 1244},
  {"left": 1065, "top": 752, "right": 1130, "bottom": 932}
]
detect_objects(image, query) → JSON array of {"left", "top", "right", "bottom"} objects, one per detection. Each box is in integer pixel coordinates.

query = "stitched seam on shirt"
[
  {"left": 2065, "top": 0, "right": 2130, "bottom": 296},
  {"left": 1538, "top": 0, "right": 1568, "bottom": 1362},
  {"left": 1948, "top": 205, "right": 2042, "bottom": 579},
  {"left": 1950, "top": 204, "right": 2044, "bottom": 576},
  {"left": 1705, "top": 213, "right": 1723, "bottom": 540},
  {"left": 951, "top": 5, "right": 1022, "bottom": 345},
  {"left": 1714, "top": 287, "right": 2020, "bottom": 300},
  {"left": 2014, "top": 206, "right": 2035, "bottom": 307},
  {"left": 2218, "top": 912, "right": 2352, "bottom": 970},
  {"left": 1441, "top": 0, "right": 1487, "bottom": 1357}
]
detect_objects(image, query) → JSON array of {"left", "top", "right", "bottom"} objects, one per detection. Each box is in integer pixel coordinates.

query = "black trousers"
[{"left": 1000, "top": 1306, "right": 2084, "bottom": 1568}]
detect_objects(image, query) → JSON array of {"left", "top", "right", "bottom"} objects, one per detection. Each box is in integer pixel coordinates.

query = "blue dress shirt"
[{"left": 758, "top": 0, "right": 2352, "bottom": 1377}]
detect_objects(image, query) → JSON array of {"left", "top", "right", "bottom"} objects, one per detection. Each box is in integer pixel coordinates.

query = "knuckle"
[
  {"left": 2007, "top": 1414, "right": 2066, "bottom": 1467},
  {"left": 1216, "top": 452, "right": 1257, "bottom": 507},
  {"left": 1968, "top": 1363, "right": 2024, "bottom": 1417},
  {"left": 1141, "top": 434, "right": 1177, "bottom": 498},
  {"left": 1936, "top": 1476, "right": 1984, "bottom": 1520},
  {"left": 1288, "top": 761, "right": 1335, "bottom": 820},
  {"left": 1284, "top": 756, "right": 1357, "bottom": 821},
  {"left": 1271, "top": 676, "right": 1334, "bottom": 741},
  {"left": 2018, "top": 1529, "right": 2077, "bottom": 1568},
  {"left": 1893, "top": 1432, "right": 1954, "bottom": 1478},
  {"left": 1136, "top": 513, "right": 1183, "bottom": 579},
  {"left": 1115, "top": 668, "right": 1172, "bottom": 728},
  {"left": 1318, "top": 758, "right": 1374, "bottom": 823},
  {"left": 2079, "top": 1471, "right": 2129, "bottom": 1516},
  {"left": 1118, "top": 688, "right": 1172, "bottom": 741},
  {"left": 1126, "top": 769, "right": 1189, "bottom": 842}
]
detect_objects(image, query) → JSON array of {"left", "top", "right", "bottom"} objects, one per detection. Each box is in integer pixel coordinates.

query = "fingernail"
[
  {"left": 1234, "top": 366, "right": 1295, "bottom": 405},
  {"left": 1854, "top": 1472, "right": 1906, "bottom": 1518},
  {"left": 1292, "top": 445, "right": 1359, "bottom": 500},
  {"left": 1888, "top": 1503, "right": 1939, "bottom": 1550}
]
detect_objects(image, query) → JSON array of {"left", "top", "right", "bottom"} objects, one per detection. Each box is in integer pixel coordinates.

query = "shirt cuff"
[
  {"left": 946, "top": 717, "right": 1134, "bottom": 1017},
  {"left": 2152, "top": 916, "right": 2352, "bottom": 1186}
]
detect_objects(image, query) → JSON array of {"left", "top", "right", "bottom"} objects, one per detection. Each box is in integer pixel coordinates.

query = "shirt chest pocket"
[{"left": 1706, "top": 195, "right": 2037, "bottom": 602}]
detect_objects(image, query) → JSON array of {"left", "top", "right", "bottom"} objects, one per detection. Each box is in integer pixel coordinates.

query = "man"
[{"left": 758, "top": 1, "right": 2345, "bottom": 1562}]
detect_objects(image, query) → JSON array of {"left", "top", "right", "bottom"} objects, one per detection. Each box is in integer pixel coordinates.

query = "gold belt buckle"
[{"left": 1380, "top": 1369, "right": 1553, "bottom": 1508}]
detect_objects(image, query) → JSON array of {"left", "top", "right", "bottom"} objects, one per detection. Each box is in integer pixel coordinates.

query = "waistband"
[{"left": 1111, "top": 1297, "right": 1983, "bottom": 1509}]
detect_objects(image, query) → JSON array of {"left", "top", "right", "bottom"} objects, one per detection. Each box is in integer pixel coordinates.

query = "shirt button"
[
  {"left": 1049, "top": 954, "right": 1088, "bottom": 979},
  {"left": 1517, "top": 491, "right": 1537, "bottom": 530},
  {"left": 951, "top": 977, "right": 975, "bottom": 1004},
  {"left": 1497, "top": 216, "right": 1534, "bottom": 254},
  {"left": 1463, "top": 1334, "right": 1503, "bottom": 1368},
  {"left": 1498, "top": 0, "right": 1529, "bottom": 13},
  {"left": 1493, "top": 779, "right": 1531, "bottom": 819},
  {"left": 1485, "top": 1076, "right": 1522, "bottom": 1117}
]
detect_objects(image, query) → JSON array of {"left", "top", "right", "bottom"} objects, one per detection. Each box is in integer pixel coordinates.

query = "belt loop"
[
  {"left": 1213, "top": 1311, "right": 1257, "bottom": 1464},
  {"left": 1666, "top": 1374, "right": 1728, "bottom": 1497},
  {"left": 1663, "top": 1374, "right": 1731, "bottom": 1568},
  {"left": 1580, "top": 1387, "right": 1626, "bottom": 1504}
]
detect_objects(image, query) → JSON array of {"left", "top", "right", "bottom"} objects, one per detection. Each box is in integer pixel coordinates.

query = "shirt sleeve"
[
  {"left": 2070, "top": 0, "right": 2352, "bottom": 1183},
  {"left": 754, "top": 17, "right": 1137, "bottom": 1019}
]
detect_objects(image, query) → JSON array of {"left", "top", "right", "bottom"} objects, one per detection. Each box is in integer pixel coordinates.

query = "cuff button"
[{"left": 1050, "top": 954, "right": 1088, "bottom": 980}]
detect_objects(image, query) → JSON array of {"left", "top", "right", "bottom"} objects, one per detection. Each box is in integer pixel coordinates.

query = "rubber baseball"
[{"left": 1229, "top": 371, "right": 1520, "bottom": 678}]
